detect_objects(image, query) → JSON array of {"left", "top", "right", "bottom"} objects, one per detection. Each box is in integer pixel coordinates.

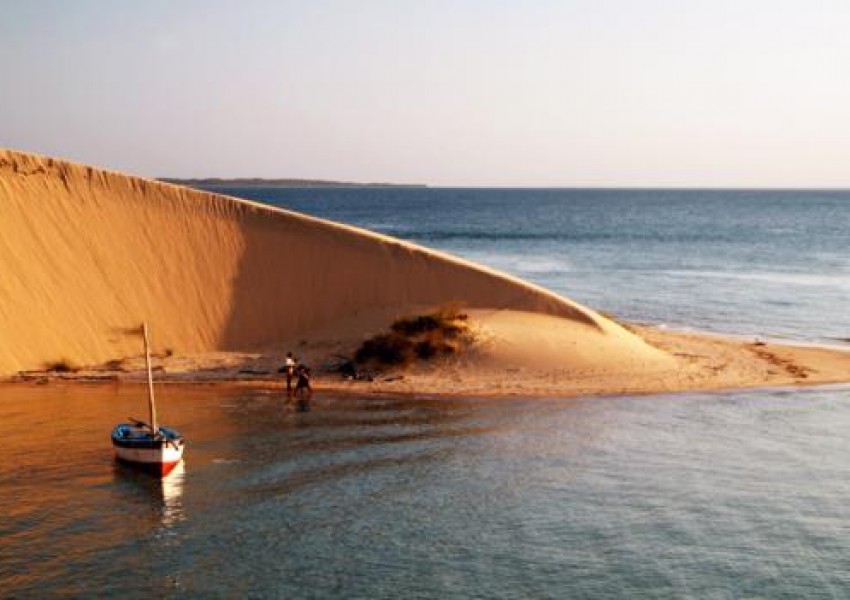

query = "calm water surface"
[
  {"left": 3, "top": 189, "right": 850, "bottom": 597},
  {"left": 4, "top": 383, "right": 850, "bottom": 598}
]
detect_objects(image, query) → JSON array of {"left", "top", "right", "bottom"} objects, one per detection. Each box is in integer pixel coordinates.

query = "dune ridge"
[{"left": 0, "top": 148, "right": 664, "bottom": 376}]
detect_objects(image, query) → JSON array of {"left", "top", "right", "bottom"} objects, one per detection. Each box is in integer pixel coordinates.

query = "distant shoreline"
[
  {"left": 159, "top": 181, "right": 850, "bottom": 191},
  {"left": 160, "top": 177, "right": 427, "bottom": 189}
]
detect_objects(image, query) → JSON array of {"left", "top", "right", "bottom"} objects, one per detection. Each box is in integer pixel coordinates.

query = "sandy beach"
[
  {"left": 9, "top": 313, "right": 850, "bottom": 400},
  {"left": 2, "top": 148, "right": 849, "bottom": 398}
]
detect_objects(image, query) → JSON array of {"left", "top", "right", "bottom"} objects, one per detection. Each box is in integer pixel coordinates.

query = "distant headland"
[{"left": 160, "top": 177, "right": 427, "bottom": 188}]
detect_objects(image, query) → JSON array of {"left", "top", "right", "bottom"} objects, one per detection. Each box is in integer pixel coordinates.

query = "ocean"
[
  {"left": 2, "top": 188, "right": 849, "bottom": 598},
  {"left": 214, "top": 187, "right": 850, "bottom": 344}
]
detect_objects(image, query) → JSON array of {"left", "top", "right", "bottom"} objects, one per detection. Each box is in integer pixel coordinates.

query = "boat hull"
[{"left": 111, "top": 424, "right": 185, "bottom": 476}]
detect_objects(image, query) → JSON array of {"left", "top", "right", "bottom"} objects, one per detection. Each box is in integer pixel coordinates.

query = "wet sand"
[{"left": 8, "top": 323, "right": 849, "bottom": 399}]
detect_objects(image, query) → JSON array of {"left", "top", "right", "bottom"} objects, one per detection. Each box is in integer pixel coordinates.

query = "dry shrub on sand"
[
  {"left": 43, "top": 358, "right": 79, "bottom": 373},
  {"left": 355, "top": 333, "right": 415, "bottom": 366},
  {"left": 356, "top": 306, "right": 471, "bottom": 367}
]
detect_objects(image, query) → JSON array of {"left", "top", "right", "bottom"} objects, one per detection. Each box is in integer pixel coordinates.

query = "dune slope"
[{"left": 0, "top": 149, "right": 667, "bottom": 376}]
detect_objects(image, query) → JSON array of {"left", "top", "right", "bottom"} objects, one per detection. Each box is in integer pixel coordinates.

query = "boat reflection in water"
[
  {"left": 157, "top": 460, "right": 186, "bottom": 529},
  {"left": 113, "top": 460, "right": 186, "bottom": 531}
]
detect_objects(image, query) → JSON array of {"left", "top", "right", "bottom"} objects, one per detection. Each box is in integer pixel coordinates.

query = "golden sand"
[{"left": 2, "top": 148, "right": 848, "bottom": 397}]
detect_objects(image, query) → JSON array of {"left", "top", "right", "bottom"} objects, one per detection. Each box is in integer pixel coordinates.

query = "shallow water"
[{"left": 3, "top": 383, "right": 850, "bottom": 597}]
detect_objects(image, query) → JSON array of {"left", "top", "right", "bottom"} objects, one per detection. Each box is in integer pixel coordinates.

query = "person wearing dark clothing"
[{"left": 294, "top": 364, "right": 312, "bottom": 401}]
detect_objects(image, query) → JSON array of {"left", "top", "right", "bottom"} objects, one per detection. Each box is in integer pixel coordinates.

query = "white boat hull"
[
  {"left": 113, "top": 443, "right": 184, "bottom": 467},
  {"left": 111, "top": 423, "right": 185, "bottom": 476}
]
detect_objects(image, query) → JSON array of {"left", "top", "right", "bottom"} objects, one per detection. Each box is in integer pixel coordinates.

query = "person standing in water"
[
  {"left": 294, "top": 364, "right": 313, "bottom": 402},
  {"left": 283, "top": 352, "right": 297, "bottom": 394}
]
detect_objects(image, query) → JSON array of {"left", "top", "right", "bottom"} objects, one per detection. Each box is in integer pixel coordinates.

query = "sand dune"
[{"left": 0, "top": 149, "right": 668, "bottom": 377}]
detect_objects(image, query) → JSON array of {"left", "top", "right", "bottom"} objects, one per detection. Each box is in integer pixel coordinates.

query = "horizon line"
[{"left": 166, "top": 178, "right": 850, "bottom": 192}]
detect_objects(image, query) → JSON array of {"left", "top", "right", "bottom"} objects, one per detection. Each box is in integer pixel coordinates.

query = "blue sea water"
[
  {"left": 208, "top": 187, "right": 850, "bottom": 344},
  {"left": 2, "top": 188, "right": 850, "bottom": 598}
]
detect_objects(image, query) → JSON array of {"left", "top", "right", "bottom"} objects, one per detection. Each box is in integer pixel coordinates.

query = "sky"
[{"left": 2, "top": 0, "right": 850, "bottom": 187}]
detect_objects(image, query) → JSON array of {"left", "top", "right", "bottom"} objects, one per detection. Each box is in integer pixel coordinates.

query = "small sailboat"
[{"left": 111, "top": 322, "right": 185, "bottom": 476}]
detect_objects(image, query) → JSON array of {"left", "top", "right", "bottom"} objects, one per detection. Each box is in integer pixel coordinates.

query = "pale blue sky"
[{"left": 2, "top": 0, "right": 849, "bottom": 186}]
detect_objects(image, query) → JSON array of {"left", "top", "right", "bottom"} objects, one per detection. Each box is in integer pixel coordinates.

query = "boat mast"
[{"left": 142, "top": 322, "right": 158, "bottom": 435}]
